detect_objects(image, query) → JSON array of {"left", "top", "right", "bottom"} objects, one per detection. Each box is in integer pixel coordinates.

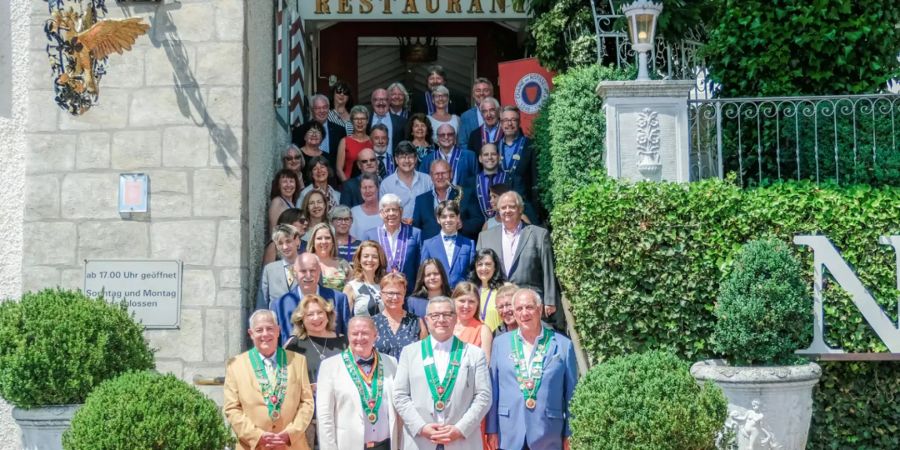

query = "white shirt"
[
  {"left": 385, "top": 227, "right": 401, "bottom": 255},
  {"left": 353, "top": 351, "right": 391, "bottom": 443},
  {"left": 441, "top": 232, "right": 456, "bottom": 266},
  {"left": 501, "top": 223, "right": 523, "bottom": 276},
  {"left": 379, "top": 171, "right": 434, "bottom": 220},
  {"left": 431, "top": 336, "right": 454, "bottom": 383}
]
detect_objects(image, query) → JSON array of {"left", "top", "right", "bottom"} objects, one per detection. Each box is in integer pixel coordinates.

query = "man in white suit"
[
  {"left": 317, "top": 316, "right": 401, "bottom": 450},
  {"left": 392, "top": 297, "right": 492, "bottom": 450}
]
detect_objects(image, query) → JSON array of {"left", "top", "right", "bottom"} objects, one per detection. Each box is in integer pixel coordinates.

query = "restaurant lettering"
[{"left": 310, "top": 0, "right": 527, "bottom": 18}]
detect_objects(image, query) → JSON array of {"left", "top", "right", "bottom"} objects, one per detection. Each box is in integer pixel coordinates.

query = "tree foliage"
[{"left": 703, "top": 0, "right": 900, "bottom": 96}]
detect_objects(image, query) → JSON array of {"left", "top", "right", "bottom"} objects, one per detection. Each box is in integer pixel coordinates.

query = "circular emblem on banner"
[{"left": 514, "top": 73, "right": 551, "bottom": 114}]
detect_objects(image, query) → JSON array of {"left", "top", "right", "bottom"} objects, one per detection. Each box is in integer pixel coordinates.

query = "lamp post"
[{"left": 622, "top": 0, "right": 663, "bottom": 81}]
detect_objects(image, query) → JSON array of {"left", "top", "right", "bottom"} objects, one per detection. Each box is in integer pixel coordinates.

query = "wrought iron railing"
[
  {"left": 562, "top": 0, "right": 705, "bottom": 81},
  {"left": 688, "top": 94, "right": 900, "bottom": 186}
]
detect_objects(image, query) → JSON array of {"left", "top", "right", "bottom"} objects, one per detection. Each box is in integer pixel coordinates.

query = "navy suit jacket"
[
  {"left": 420, "top": 234, "right": 476, "bottom": 288},
  {"left": 487, "top": 329, "right": 578, "bottom": 450},
  {"left": 498, "top": 135, "right": 539, "bottom": 206},
  {"left": 457, "top": 107, "right": 480, "bottom": 151},
  {"left": 339, "top": 175, "right": 364, "bottom": 208},
  {"left": 417, "top": 148, "right": 478, "bottom": 186},
  {"left": 361, "top": 224, "right": 422, "bottom": 295},
  {"left": 411, "top": 186, "right": 484, "bottom": 240},
  {"left": 270, "top": 286, "right": 352, "bottom": 346}
]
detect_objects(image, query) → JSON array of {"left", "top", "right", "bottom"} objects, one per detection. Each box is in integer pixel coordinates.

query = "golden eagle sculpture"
[{"left": 46, "top": 1, "right": 149, "bottom": 115}]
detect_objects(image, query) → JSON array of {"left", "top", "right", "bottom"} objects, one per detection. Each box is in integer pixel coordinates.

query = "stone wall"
[{"left": 0, "top": 0, "right": 29, "bottom": 447}]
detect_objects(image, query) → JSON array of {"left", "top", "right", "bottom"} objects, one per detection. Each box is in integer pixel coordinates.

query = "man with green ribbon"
[
  {"left": 486, "top": 289, "right": 578, "bottom": 450},
  {"left": 225, "top": 310, "right": 315, "bottom": 450},
  {"left": 317, "top": 316, "right": 402, "bottom": 450},
  {"left": 392, "top": 296, "right": 492, "bottom": 450}
]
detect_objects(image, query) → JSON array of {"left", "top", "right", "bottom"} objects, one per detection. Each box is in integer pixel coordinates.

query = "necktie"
[
  {"left": 377, "top": 154, "right": 387, "bottom": 179},
  {"left": 375, "top": 115, "right": 384, "bottom": 125},
  {"left": 286, "top": 266, "right": 295, "bottom": 286}
]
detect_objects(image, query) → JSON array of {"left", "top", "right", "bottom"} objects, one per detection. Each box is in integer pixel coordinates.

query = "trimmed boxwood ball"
[
  {"left": 569, "top": 350, "right": 727, "bottom": 450},
  {"left": 0, "top": 288, "right": 154, "bottom": 408},
  {"left": 713, "top": 239, "right": 812, "bottom": 366},
  {"left": 63, "top": 371, "right": 233, "bottom": 450}
]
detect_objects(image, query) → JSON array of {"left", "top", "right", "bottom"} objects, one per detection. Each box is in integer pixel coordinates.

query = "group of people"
[{"left": 225, "top": 66, "right": 576, "bottom": 450}]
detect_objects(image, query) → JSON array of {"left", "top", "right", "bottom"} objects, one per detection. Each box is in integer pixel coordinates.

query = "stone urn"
[
  {"left": 690, "top": 360, "right": 821, "bottom": 450},
  {"left": 12, "top": 404, "right": 81, "bottom": 450}
]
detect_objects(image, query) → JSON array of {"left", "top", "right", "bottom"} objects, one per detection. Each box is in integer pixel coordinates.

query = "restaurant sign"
[
  {"left": 303, "top": 0, "right": 529, "bottom": 20},
  {"left": 794, "top": 235, "right": 900, "bottom": 359}
]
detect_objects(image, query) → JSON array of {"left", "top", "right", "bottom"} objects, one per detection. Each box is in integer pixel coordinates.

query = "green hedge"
[
  {"left": 532, "top": 64, "right": 633, "bottom": 212},
  {"left": 569, "top": 350, "right": 726, "bottom": 450},
  {"left": 64, "top": 371, "right": 233, "bottom": 450},
  {"left": 553, "top": 177, "right": 900, "bottom": 448}
]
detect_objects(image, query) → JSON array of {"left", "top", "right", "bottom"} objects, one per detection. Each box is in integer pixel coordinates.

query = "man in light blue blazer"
[
  {"left": 362, "top": 193, "right": 423, "bottom": 295},
  {"left": 271, "top": 253, "right": 353, "bottom": 345},
  {"left": 457, "top": 77, "right": 494, "bottom": 151},
  {"left": 486, "top": 288, "right": 578, "bottom": 450},
  {"left": 419, "top": 124, "right": 478, "bottom": 186},
  {"left": 420, "top": 201, "right": 476, "bottom": 288}
]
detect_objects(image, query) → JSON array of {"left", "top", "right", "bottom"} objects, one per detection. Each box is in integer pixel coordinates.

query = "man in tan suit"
[
  {"left": 317, "top": 316, "right": 402, "bottom": 449},
  {"left": 225, "top": 310, "right": 315, "bottom": 450}
]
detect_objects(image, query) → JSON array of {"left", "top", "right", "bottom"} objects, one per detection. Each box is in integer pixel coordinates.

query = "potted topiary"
[
  {"left": 63, "top": 370, "right": 233, "bottom": 450},
  {"left": 569, "top": 350, "right": 727, "bottom": 449},
  {"left": 691, "top": 239, "right": 820, "bottom": 450},
  {"left": 0, "top": 288, "right": 154, "bottom": 450}
]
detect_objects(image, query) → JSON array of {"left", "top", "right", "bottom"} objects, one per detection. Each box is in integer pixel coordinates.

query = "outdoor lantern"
[{"left": 622, "top": 0, "right": 663, "bottom": 81}]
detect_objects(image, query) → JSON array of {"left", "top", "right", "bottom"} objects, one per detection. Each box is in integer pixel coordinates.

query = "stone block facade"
[{"left": 0, "top": 1, "right": 283, "bottom": 446}]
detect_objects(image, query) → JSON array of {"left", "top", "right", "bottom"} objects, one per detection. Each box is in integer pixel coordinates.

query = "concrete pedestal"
[{"left": 596, "top": 80, "right": 695, "bottom": 182}]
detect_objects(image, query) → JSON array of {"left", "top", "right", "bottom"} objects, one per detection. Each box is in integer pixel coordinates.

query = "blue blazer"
[
  {"left": 487, "top": 330, "right": 578, "bottom": 450},
  {"left": 420, "top": 234, "right": 476, "bottom": 288},
  {"left": 418, "top": 148, "right": 478, "bottom": 186},
  {"left": 270, "top": 286, "right": 352, "bottom": 346},
  {"left": 457, "top": 107, "right": 480, "bottom": 151},
  {"left": 410, "top": 187, "right": 484, "bottom": 240},
  {"left": 361, "top": 224, "right": 422, "bottom": 295}
]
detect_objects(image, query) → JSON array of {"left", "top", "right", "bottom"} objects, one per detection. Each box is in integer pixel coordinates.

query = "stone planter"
[
  {"left": 11, "top": 404, "right": 81, "bottom": 450},
  {"left": 691, "top": 360, "right": 821, "bottom": 450}
]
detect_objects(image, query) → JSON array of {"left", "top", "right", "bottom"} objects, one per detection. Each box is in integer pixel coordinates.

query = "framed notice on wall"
[{"left": 83, "top": 259, "right": 182, "bottom": 329}]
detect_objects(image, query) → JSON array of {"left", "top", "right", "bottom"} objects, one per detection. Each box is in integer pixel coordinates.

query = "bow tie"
[
  {"left": 442, "top": 234, "right": 456, "bottom": 242},
  {"left": 357, "top": 356, "right": 375, "bottom": 366}
]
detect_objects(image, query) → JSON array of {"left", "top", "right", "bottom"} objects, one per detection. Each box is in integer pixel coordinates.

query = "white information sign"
[{"left": 84, "top": 260, "right": 182, "bottom": 329}]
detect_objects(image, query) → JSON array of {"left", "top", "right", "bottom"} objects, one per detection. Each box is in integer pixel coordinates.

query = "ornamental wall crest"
[
  {"left": 635, "top": 107, "right": 662, "bottom": 177},
  {"left": 44, "top": 0, "right": 149, "bottom": 115}
]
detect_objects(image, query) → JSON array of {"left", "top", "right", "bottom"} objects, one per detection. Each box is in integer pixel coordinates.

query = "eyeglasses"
[
  {"left": 284, "top": 155, "right": 302, "bottom": 161},
  {"left": 333, "top": 217, "right": 351, "bottom": 222},
  {"left": 501, "top": 118, "right": 519, "bottom": 124},
  {"left": 396, "top": 154, "right": 417, "bottom": 161},
  {"left": 382, "top": 291, "right": 404, "bottom": 298},
  {"left": 496, "top": 302, "right": 513, "bottom": 311},
  {"left": 358, "top": 158, "right": 377, "bottom": 164},
  {"left": 427, "top": 312, "right": 455, "bottom": 320}
]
